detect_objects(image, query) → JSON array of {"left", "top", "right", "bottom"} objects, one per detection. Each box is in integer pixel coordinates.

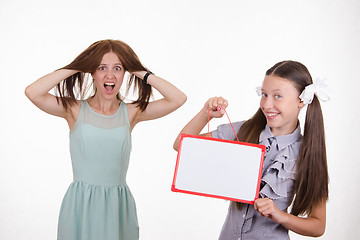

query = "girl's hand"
[
  {"left": 254, "top": 198, "right": 287, "bottom": 224},
  {"left": 255, "top": 198, "right": 327, "bottom": 237},
  {"left": 203, "top": 97, "right": 228, "bottom": 119},
  {"left": 173, "top": 96, "right": 228, "bottom": 151}
]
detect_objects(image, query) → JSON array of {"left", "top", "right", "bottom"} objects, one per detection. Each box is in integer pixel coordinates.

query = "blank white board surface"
[{"left": 172, "top": 134, "right": 265, "bottom": 204}]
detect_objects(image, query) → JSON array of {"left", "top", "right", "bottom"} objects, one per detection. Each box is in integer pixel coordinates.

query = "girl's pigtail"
[{"left": 291, "top": 96, "right": 328, "bottom": 216}]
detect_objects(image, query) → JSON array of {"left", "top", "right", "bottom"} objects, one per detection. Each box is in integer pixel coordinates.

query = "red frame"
[{"left": 172, "top": 134, "right": 265, "bottom": 205}]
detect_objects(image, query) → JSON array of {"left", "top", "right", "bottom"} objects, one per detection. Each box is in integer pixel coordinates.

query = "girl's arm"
[
  {"left": 173, "top": 97, "right": 228, "bottom": 151},
  {"left": 129, "top": 71, "right": 187, "bottom": 127},
  {"left": 254, "top": 198, "right": 326, "bottom": 237},
  {"left": 25, "top": 69, "right": 79, "bottom": 118}
]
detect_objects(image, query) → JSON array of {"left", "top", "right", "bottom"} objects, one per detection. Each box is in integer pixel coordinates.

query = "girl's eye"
[
  {"left": 99, "top": 66, "right": 105, "bottom": 70},
  {"left": 262, "top": 93, "right": 268, "bottom": 97},
  {"left": 114, "top": 66, "right": 121, "bottom": 71}
]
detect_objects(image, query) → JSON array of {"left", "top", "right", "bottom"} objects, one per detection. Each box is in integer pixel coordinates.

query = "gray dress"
[{"left": 213, "top": 121, "right": 302, "bottom": 240}]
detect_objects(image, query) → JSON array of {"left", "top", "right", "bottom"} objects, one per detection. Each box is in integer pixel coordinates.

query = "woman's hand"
[
  {"left": 131, "top": 70, "right": 147, "bottom": 79},
  {"left": 254, "top": 198, "right": 287, "bottom": 224},
  {"left": 202, "top": 96, "right": 228, "bottom": 119},
  {"left": 128, "top": 71, "right": 187, "bottom": 128}
]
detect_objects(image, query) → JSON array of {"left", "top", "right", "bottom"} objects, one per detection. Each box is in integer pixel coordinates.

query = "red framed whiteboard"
[{"left": 172, "top": 134, "right": 265, "bottom": 204}]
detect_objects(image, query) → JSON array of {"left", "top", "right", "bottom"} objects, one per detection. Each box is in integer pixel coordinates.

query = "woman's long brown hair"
[
  {"left": 56, "top": 39, "right": 152, "bottom": 112},
  {"left": 235, "top": 61, "right": 328, "bottom": 216}
]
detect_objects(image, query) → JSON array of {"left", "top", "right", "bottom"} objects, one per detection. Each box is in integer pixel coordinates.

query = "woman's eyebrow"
[{"left": 99, "top": 62, "right": 123, "bottom": 66}]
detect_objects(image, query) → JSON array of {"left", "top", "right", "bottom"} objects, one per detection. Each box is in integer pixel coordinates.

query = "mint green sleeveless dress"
[{"left": 57, "top": 100, "right": 139, "bottom": 240}]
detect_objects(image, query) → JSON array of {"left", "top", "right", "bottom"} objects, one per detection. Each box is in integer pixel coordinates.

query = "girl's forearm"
[
  {"left": 280, "top": 212, "right": 326, "bottom": 237},
  {"left": 173, "top": 97, "right": 228, "bottom": 151},
  {"left": 173, "top": 110, "right": 209, "bottom": 151},
  {"left": 279, "top": 199, "right": 326, "bottom": 237}
]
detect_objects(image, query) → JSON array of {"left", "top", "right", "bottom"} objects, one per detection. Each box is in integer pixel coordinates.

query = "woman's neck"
[{"left": 87, "top": 95, "right": 120, "bottom": 115}]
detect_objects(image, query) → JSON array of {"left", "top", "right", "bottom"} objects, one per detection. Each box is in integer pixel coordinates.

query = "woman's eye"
[
  {"left": 99, "top": 66, "right": 105, "bottom": 70},
  {"left": 262, "top": 93, "right": 267, "bottom": 97},
  {"left": 275, "top": 94, "right": 282, "bottom": 99},
  {"left": 114, "top": 66, "right": 121, "bottom": 71}
]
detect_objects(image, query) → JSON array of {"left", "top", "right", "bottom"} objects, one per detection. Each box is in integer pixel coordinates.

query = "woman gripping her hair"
[
  {"left": 25, "top": 39, "right": 187, "bottom": 240},
  {"left": 173, "top": 60, "right": 329, "bottom": 239}
]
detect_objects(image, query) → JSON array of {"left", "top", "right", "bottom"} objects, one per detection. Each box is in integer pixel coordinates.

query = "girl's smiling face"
[
  {"left": 92, "top": 51, "right": 125, "bottom": 99},
  {"left": 260, "top": 75, "right": 304, "bottom": 136}
]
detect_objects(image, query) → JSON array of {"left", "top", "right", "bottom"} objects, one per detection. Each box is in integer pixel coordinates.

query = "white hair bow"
[
  {"left": 255, "top": 86, "right": 262, "bottom": 96},
  {"left": 299, "top": 78, "right": 330, "bottom": 105}
]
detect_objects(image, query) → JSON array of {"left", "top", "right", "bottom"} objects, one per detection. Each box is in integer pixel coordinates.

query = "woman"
[{"left": 25, "top": 39, "right": 187, "bottom": 240}]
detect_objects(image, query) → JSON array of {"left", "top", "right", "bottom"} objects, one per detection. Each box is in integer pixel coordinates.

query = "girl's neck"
[{"left": 270, "top": 121, "right": 299, "bottom": 136}]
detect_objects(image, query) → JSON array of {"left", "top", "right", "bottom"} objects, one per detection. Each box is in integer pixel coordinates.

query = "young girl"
[
  {"left": 173, "top": 60, "right": 329, "bottom": 239},
  {"left": 25, "top": 39, "right": 187, "bottom": 240}
]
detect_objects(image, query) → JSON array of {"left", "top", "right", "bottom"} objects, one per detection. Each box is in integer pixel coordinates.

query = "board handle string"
[{"left": 208, "top": 107, "right": 240, "bottom": 142}]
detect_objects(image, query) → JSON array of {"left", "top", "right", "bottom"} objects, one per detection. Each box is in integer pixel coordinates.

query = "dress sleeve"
[{"left": 211, "top": 121, "right": 244, "bottom": 141}]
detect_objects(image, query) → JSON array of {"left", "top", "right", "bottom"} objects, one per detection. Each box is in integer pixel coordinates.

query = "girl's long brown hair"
[
  {"left": 235, "top": 61, "right": 328, "bottom": 216},
  {"left": 56, "top": 39, "right": 152, "bottom": 112}
]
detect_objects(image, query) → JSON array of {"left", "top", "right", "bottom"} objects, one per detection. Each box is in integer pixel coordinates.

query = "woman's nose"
[{"left": 105, "top": 70, "right": 115, "bottom": 79}]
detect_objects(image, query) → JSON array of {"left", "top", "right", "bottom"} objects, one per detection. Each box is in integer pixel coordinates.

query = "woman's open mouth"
[{"left": 104, "top": 82, "right": 115, "bottom": 93}]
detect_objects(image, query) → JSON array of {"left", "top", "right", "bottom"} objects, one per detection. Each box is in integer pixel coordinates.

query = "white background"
[{"left": 1, "top": 0, "right": 359, "bottom": 239}]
